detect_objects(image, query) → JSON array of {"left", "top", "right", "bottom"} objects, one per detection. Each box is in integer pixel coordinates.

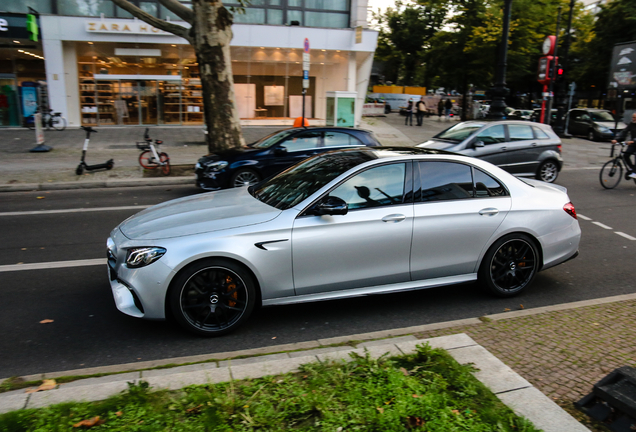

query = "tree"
[{"left": 111, "top": 0, "right": 245, "bottom": 152}]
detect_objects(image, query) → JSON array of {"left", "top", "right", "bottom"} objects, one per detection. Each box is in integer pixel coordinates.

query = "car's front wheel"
[
  {"left": 587, "top": 129, "right": 597, "bottom": 141},
  {"left": 169, "top": 259, "right": 256, "bottom": 336},
  {"left": 536, "top": 159, "right": 559, "bottom": 183},
  {"left": 479, "top": 234, "right": 539, "bottom": 297},
  {"left": 231, "top": 169, "right": 260, "bottom": 188}
]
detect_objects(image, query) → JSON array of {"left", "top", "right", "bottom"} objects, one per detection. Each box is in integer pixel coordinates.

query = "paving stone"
[
  {"left": 356, "top": 335, "right": 417, "bottom": 348},
  {"left": 230, "top": 356, "right": 316, "bottom": 380},
  {"left": 287, "top": 346, "right": 351, "bottom": 358},
  {"left": 0, "top": 392, "right": 29, "bottom": 414},
  {"left": 316, "top": 348, "right": 358, "bottom": 363},
  {"left": 27, "top": 381, "right": 131, "bottom": 409},
  {"left": 218, "top": 353, "right": 290, "bottom": 368},
  {"left": 141, "top": 364, "right": 215, "bottom": 378},
  {"left": 61, "top": 372, "right": 140, "bottom": 388},
  {"left": 145, "top": 368, "right": 232, "bottom": 391}
]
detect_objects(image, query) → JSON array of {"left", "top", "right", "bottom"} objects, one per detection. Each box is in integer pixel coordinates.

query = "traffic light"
[{"left": 557, "top": 65, "right": 564, "bottom": 77}]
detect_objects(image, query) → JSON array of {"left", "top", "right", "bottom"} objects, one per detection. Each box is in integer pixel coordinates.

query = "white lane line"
[
  {"left": 592, "top": 221, "right": 613, "bottom": 230},
  {"left": 0, "top": 205, "right": 150, "bottom": 217},
  {"left": 0, "top": 259, "right": 106, "bottom": 273},
  {"left": 615, "top": 232, "right": 636, "bottom": 241},
  {"left": 577, "top": 214, "right": 592, "bottom": 221}
]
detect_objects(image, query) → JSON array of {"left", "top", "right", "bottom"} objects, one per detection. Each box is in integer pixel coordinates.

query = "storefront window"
[
  {"left": 1, "top": 0, "right": 52, "bottom": 14},
  {"left": 305, "top": 0, "right": 348, "bottom": 11},
  {"left": 287, "top": 9, "right": 302, "bottom": 24},
  {"left": 139, "top": 2, "right": 158, "bottom": 17},
  {"left": 58, "top": 0, "right": 114, "bottom": 16},
  {"left": 233, "top": 8, "right": 266, "bottom": 24},
  {"left": 267, "top": 9, "right": 283, "bottom": 24},
  {"left": 305, "top": 11, "right": 348, "bottom": 27}
]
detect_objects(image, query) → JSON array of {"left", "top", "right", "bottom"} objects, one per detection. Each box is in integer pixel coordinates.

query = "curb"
[
  {"left": 0, "top": 334, "right": 587, "bottom": 432},
  {"left": 0, "top": 176, "right": 194, "bottom": 192}
]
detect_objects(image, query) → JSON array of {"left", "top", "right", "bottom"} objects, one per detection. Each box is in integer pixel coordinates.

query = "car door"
[
  {"left": 410, "top": 161, "right": 511, "bottom": 280},
  {"left": 502, "top": 123, "right": 540, "bottom": 175},
  {"left": 569, "top": 110, "right": 586, "bottom": 135},
  {"left": 461, "top": 124, "right": 509, "bottom": 168},
  {"left": 291, "top": 162, "right": 413, "bottom": 295},
  {"left": 264, "top": 130, "right": 324, "bottom": 178}
]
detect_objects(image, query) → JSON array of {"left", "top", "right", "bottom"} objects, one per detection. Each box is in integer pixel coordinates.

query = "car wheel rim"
[
  {"left": 233, "top": 171, "right": 259, "bottom": 187},
  {"left": 541, "top": 162, "right": 557, "bottom": 182},
  {"left": 489, "top": 239, "right": 537, "bottom": 293},
  {"left": 179, "top": 266, "right": 249, "bottom": 332}
]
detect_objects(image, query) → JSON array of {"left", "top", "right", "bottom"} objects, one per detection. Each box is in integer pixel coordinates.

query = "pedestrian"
[
  {"left": 405, "top": 99, "right": 414, "bottom": 126},
  {"left": 437, "top": 99, "right": 444, "bottom": 121},
  {"left": 415, "top": 97, "right": 427, "bottom": 126},
  {"left": 445, "top": 98, "right": 453, "bottom": 121}
]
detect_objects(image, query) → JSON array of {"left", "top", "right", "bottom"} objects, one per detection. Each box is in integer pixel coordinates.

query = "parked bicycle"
[
  {"left": 25, "top": 108, "right": 67, "bottom": 131},
  {"left": 599, "top": 142, "right": 636, "bottom": 189},
  {"left": 137, "top": 128, "right": 170, "bottom": 175}
]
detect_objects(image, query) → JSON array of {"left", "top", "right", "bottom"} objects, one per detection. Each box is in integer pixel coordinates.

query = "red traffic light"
[{"left": 557, "top": 66, "right": 564, "bottom": 76}]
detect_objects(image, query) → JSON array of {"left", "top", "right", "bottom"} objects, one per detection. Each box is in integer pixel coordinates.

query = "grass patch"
[{"left": 0, "top": 344, "right": 540, "bottom": 431}]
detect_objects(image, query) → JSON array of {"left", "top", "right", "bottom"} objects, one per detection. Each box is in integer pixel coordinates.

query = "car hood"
[
  {"left": 595, "top": 121, "right": 626, "bottom": 129},
  {"left": 417, "top": 139, "right": 458, "bottom": 150},
  {"left": 118, "top": 188, "right": 281, "bottom": 240}
]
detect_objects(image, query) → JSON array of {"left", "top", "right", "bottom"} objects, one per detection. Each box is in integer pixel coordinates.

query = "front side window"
[
  {"left": 281, "top": 131, "right": 322, "bottom": 151},
  {"left": 508, "top": 124, "right": 534, "bottom": 141},
  {"left": 324, "top": 131, "right": 359, "bottom": 147},
  {"left": 329, "top": 163, "right": 406, "bottom": 210},
  {"left": 475, "top": 125, "right": 506, "bottom": 145},
  {"left": 419, "top": 162, "right": 472, "bottom": 202},
  {"left": 434, "top": 122, "right": 485, "bottom": 142}
]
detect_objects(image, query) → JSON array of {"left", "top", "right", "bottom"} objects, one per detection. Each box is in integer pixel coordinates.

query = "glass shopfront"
[{"left": 76, "top": 41, "right": 350, "bottom": 126}]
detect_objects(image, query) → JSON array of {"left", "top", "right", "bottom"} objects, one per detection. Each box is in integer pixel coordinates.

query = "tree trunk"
[{"left": 192, "top": 0, "right": 245, "bottom": 152}]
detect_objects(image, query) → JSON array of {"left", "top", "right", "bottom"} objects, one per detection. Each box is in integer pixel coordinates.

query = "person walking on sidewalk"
[
  {"left": 415, "top": 97, "right": 427, "bottom": 126},
  {"left": 445, "top": 98, "right": 453, "bottom": 121},
  {"left": 612, "top": 112, "right": 636, "bottom": 178},
  {"left": 405, "top": 99, "right": 414, "bottom": 126},
  {"left": 437, "top": 99, "right": 444, "bottom": 121}
]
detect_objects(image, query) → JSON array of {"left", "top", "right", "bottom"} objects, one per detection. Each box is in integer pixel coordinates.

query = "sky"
[{"left": 368, "top": 0, "right": 397, "bottom": 15}]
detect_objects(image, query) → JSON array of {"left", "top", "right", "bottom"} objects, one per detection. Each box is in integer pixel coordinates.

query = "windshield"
[
  {"left": 251, "top": 151, "right": 376, "bottom": 210},
  {"left": 434, "top": 123, "right": 484, "bottom": 142},
  {"left": 589, "top": 111, "right": 615, "bottom": 122},
  {"left": 251, "top": 130, "right": 297, "bottom": 149}
]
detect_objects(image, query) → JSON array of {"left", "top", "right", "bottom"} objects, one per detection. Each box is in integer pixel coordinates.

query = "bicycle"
[
  {"left": 25, "top": 109, "right": 67, "bottom": 131},
  {"left": 599, "top": 141, "right": 636, "bottom": 189},
  {"left": 137, "top": 128, "right": 170, "bottom": 175}
]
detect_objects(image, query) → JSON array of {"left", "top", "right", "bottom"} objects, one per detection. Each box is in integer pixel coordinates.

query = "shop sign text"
[{"left": 86, "top": 20, "right": 169, "bottom": 35}]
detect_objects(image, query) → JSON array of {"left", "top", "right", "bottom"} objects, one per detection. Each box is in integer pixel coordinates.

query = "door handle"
[
  {"left": 382, "top": 214, "right": 406, "bottom": 223},
  {"left": 479, "top": 208, "right": 499, "bottom": 216},
  {"left": 501, "top": 146, "right": 507, "bottom": 151},
  {"left": 531, "top": 142, "right": 538, "bottom": 146}
]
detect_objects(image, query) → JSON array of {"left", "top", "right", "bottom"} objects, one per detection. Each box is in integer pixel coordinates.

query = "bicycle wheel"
[
  {"left": 139, "top": 150, "right": 158, "bottom": 169},
  {"left": 52, "top": 116, "right": 67, "bottom": 131},
  {"left": 159, "top": 152, "right": 170, "bottom": 175},
  {"left": 600, "top": 159, "right": 623, "bottom": 189}
]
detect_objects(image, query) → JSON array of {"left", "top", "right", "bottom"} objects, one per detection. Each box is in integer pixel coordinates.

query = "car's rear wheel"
[
  {"left": 231, "top": 169, "right": 260, "bottom": 188},
  {"left": 588, "top": 129, "right": 597, "bottom": 141},
  {"left": 536, "top": 159, "right": 559, "bottom": 183},
  {"left": 479, "top": 234, "right": 539, "bottom": 297},
  {"left": 169, "top": 259, "right": 256, "bottom": 336}
]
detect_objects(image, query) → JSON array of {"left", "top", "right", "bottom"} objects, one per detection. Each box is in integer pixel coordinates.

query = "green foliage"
[{"left": 0, "top": 345, "right": 541, "bottom": 431}]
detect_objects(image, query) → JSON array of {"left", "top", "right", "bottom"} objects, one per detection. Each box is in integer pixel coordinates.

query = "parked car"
[
  {"left": 107, "top": 147, "right": 580, "bottom": 336},
  {"left": 508, "top": 109, "right": 533, "bottom": 121},
  {"left": 566, "top": 108, "right": 626, "bottom": 141},
  {"left": 416, "top": 120, "right": 563, "bottom": 183},
  {"left": 194, "top": 127, "right": 380, "bottom": 190},
  {"left": 529, "top": 108, "right": 559, "bottom": 123}
]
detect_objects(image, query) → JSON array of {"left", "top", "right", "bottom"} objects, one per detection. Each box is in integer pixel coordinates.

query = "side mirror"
[
  {"left": 310, "top": 196, "right": 348, "bottom": 216},
  {"left": 274, "top": 147, "right": 287, "bottom": 156},
  {"left": 473, "top": 140, "right": 485, "bottom": 148}
]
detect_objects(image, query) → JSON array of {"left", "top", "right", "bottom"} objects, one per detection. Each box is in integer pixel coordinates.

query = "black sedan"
[{"left": 195, "top": 127, "right": 381, "bottom": 190}]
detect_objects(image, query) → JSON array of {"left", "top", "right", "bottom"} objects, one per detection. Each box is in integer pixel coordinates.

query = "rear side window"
[
  {"left": 417, "top": 162, "right": 509, "bottom": 202},
  {"left": 508, "top": 124, "right": 534, "bottom": 141},
  {"left": 532, "top": 127, "right": 550, "bottom": 139},
  {"left": 281, "top": 131, "right": 322, "bottom": 151},
  {"left": 324, "top": 131, "right": 360, "bottom": 147},
  {"left": 474, "top": 169, "right": 508, "bottom": 197}
]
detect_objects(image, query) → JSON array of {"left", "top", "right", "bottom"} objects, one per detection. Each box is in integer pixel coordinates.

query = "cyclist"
[{"left": 612, "top": 112, "right": 636, "bottom": 179}]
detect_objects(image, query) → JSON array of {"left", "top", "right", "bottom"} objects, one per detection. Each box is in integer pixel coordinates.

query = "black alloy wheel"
[
  {"left": 536, "top": 159, "right": 559, "bottom": 183},
  {"left": 479, "top": 234, "right": 539, "bottom": 297},
  {"left": 170, "top": 259, "right": 256, "bottom": 336}
]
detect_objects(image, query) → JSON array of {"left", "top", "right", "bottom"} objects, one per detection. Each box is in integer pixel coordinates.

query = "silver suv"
[{"left": 416, "top": 120, "right": 563, "bottom": 183}]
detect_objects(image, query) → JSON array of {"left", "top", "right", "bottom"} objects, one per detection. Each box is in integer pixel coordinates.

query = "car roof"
[{"left": 280, "top": 126, "right": 373, "bottom": 134}]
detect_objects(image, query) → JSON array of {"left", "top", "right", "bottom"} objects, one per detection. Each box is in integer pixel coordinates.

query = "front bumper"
[{"left": 194, "top": 166, "right": 229, "bottom": 190}]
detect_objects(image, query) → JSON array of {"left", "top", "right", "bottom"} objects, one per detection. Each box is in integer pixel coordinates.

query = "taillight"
[
  {"left": 563, "top": 202, "right": 577, "bottom": 219},
  {"left": 557, "top": 144, "right": 562, "bottom": 152}
]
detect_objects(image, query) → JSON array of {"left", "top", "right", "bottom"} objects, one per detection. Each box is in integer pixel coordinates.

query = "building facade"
[{"left": 1, "top": 0, "right": 377, "bottom": 128}]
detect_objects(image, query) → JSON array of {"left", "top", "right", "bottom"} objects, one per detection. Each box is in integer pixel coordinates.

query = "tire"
[
  {"left": 169, "top": 259, "right": 256, "bottom": 337},
  {"left": 536, "top": 159, "right": 559, "bottom": 183},
  {"left": 52, "top": 116, "right": 67, "bottom": 131},
  {"left": 139, "top": 150, "right": 157, "bottom": 169},
  {"left": 587, "top": 129, "right": 597, "bottom": 142},
  {"left": 159, "top": 152, "right": 170, "bottom": 176},
  {"left": 231, "top": 169, "right": 260, "bottom": 188},
  {"left": 479, "top": 234, "right": 539, "bottom": 297},
  {"left": 75, "top": 164, "right": 84, "bottom": 175},
  {"left": 600, "top": 159, "right": 623, "bottom": 189}
]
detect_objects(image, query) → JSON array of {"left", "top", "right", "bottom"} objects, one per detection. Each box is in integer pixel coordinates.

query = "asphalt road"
[{"left": 1, "top": 170, "right": 635, "bottom": 378}]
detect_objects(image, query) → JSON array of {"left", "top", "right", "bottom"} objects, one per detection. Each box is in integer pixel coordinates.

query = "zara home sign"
[{"left": 85, "top": 19, "right": 171, "bottom": 35}]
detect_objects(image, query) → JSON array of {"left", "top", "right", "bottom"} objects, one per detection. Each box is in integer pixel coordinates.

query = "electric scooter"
[{"left": 75, "top": 126, "right": 114, "bottom": 175}]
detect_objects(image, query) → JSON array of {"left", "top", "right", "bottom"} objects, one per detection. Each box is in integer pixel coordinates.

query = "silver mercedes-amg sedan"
[{"left": 107, "top": 147, "right": 581, "bottom": 336}]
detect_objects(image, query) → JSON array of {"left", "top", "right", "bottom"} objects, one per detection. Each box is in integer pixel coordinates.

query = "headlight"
[
  {"left": 204, "top": 161, "right": 228, "bottom": 171},
  {"left": 597, "top": 126, "right": 610, "bottom": 132},
  {"left": 126, "top": 247, "right": 166, "bottom": 268},
  {"left": 194, "top": 162, "right": 202, "bottom": 170}
]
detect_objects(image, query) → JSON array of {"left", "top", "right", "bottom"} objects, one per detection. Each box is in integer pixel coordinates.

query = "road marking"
[
  {"left": 577, "top": 214, "right": 592, "bottom": 221},
  {"left": 592, "top": 221, "right": 613, "bottom": 230},
  {"left": 0, "top": 205, "right": 150, "bottom": 217},
  {"left": 0, "top": 259, "right": 105, "bottom": 273},
  {"left": 615, "top": 232, "right": 636, "bottom": 241}
]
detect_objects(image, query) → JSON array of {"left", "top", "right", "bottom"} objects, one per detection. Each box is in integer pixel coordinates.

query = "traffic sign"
[
  {"left": 304, "top": 38, "right": 310, "bottom": 53},
  {"left": 303, "top": 61, "right": 310, "bottom": 71},
  {"left": 303, "top": 70, "right": 309, "bottom": 79},
  {"left": 303, "top": 53, "right": 309, "bottom": 63},
  {"left": 303, "top": 79, "right": 309, "bottom": 89}
]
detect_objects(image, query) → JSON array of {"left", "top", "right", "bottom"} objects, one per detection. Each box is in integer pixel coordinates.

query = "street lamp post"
[{"left": 488, "top": 0, "right": 513, "bottom": 120}]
